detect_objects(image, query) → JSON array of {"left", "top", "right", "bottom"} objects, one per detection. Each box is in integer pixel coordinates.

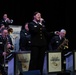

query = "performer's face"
[
  {"left": 34, "top": 13, "right": 41, "bottom": 21},
  {"left": 2, "top": 29, "right": 8, "bottom": 37},
  {"left": 60, "top": 32, "right": 66, "bottom": 38},
  {"left": 25, "top": 23, "right": 29, "bottom": 31},
  {"left": 3, "top": 14, "right": 8, "bottom": 20}
]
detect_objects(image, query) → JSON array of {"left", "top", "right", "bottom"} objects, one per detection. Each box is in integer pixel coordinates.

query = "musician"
[
  {"left": 0, "top": 14, "right": 13, "bottom": 29},
  {"left": 0, "top": 23, "right": 5, "bottom": 35},
  {"left": 49, "top": 29, "right": 69, "bottom": 71},
  {"left": 49, "top": 29, "right": 68, "bottom": 51},
  {"left": 28, "top": 11, "right": 48, "bottom": 75},
  {"left": 19, "top": 22, "right": 31, "bottom": 51},
  {"left": 0, "top": 28, "right": 14, "bottom": 75}
]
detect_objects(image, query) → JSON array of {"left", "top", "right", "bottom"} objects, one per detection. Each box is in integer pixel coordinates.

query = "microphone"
[
  {"left": 40, "top": 18, "right": 45, "bottom": 24},
  {"left": 42, "top": 20, "right": 45, "bottom": 24}
]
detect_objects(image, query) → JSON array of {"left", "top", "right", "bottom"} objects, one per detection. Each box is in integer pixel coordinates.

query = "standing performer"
[{"left": 28, "top": 11, "right": 48, "bottom": 75}]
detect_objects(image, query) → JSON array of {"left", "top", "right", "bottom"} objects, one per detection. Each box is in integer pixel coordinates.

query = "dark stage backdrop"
[{"left": 0, "top": 0, "right": 75, "bottom": 50}]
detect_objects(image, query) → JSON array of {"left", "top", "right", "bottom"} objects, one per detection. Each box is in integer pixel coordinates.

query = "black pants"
[
  {"left": 0, "top": 63, "right": 7, "bottom": 75},
  {"left": 29, "top": 46, "right": 46, "bottom": 74},
  {"left": 62, "top": 50, "right": 69, "bottom": 71}
]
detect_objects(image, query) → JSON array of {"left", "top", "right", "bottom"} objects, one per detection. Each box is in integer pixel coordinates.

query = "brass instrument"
[
  {"left": 57, "top": 38, "right": 69, "bottom": 50},
  {"left": 3, "top": 36, "right": 14, "bottom": 72}
]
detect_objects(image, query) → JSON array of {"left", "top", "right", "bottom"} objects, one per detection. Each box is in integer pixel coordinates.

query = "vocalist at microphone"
[{"left": 40, "top": 18, "right": 45, "bottom": 25}]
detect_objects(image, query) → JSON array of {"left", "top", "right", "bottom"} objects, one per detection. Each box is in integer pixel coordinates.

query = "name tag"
[{"left": 34, "top": 25, "right": 37, "bottom": 27}]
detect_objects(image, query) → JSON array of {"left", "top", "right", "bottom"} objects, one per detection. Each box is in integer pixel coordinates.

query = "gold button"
[
  {"left": 40, "top": 37, "right": 42, "bottom": 39},
  {"left": 40, "top": 28, "right": 42, "bottom": 30},
  {"left": 40, "top": 34, "right": 42, "bottom": 36}
]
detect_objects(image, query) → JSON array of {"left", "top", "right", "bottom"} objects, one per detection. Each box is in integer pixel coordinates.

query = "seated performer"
[
  {"left": 49, "top": 29, "right": 69, "bottom": 71},
  {"left": 0, "top": 13, "right": 13, "bottom": 29},
  {"left": 19, "top": 22, "right": 31, "bottom": 51},
  {"left": 0, "top": 28, "right": 14, "bottom": 75}
]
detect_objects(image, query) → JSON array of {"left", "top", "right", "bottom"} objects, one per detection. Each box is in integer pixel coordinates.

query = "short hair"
[{"left": 60, "top": 29, "right": 66, "bottom": 33}]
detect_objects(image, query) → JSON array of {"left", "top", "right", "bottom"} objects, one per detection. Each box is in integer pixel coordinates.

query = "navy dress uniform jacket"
[{"left": 28, "top": 21, "right": 47, "bottom": 46}]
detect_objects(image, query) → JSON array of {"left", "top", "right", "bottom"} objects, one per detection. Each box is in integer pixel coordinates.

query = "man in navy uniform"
[
  {"left": 0, "top": 14, "right": 13, "bottom": 29},
  {"left": 19, "top": 22, "right": 31, "bottom": 51},
  {"left": 0, "top": 28, "right": 14, "bottom": 75}
]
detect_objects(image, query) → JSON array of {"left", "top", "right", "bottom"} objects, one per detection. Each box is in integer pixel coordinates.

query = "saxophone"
[
  {"left": 4, "top": 36, "right": 14, "bottom": 53},
  {"left": 57, "top": 38, "right": 69, "bottom": 50}
]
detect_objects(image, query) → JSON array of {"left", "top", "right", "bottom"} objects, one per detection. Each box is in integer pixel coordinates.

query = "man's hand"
[
  {"left": 7, "top": 43, "right": 11, "bottom": 48},
  {"left": 6, "top": 18, "right": 11, "bottom": 23},
  {"left": 3, "top": 52, "right": 7, "bottom": 56}
]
